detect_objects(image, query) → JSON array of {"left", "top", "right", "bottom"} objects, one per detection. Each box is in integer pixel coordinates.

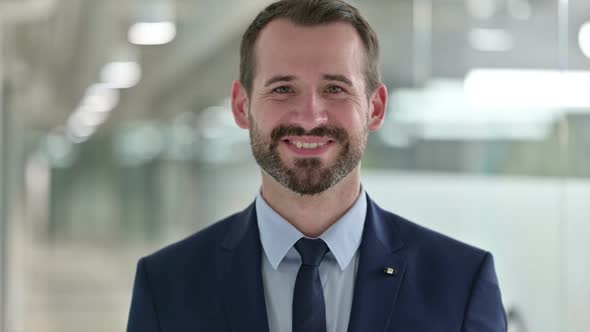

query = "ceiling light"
[
  {"left": 73, "top": 106, "right": 110, "bottom": 127},
  {"left": 128, "top": 21, "right": 176, "bottom": 45},
  {"left": 81, "top": 83, "right": 119, "bottom": 112},
  {"left": 579, "top": 22, "right": 590, "bottom": 59},
  {"left": 65, "top": 120, "right": 96, "bottom": 143},
  {"left": 464, "top": 69, "right": 590, "bottom": 108},
  {"left": 101, "top": 61, "right": 142, "bottom": 89}
]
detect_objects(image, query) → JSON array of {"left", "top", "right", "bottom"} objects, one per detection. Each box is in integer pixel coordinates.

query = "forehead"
[{"left": 253, "top": 19, "right": 366, "bottom": 83}]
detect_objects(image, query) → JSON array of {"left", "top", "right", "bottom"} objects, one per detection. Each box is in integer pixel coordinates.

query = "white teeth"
[{"left": 290, "top": 141, "right": 326, "bottom": 149}]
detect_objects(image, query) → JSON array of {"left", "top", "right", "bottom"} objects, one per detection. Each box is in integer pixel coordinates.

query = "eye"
[
  {"left": 272, "top": 86, "right": 293, "bottom": 94},
  {"left": 326, "top": 85, "right": 344, "bottom": 94}
]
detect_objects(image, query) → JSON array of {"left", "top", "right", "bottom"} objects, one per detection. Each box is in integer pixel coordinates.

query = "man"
[{"left": 127, "top": 0, "right": 507, "bottom": 331}]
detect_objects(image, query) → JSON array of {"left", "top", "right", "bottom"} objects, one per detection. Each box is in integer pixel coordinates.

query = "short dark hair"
[{"left": 239, "top": 0, "right": 381, "bottom": 97}]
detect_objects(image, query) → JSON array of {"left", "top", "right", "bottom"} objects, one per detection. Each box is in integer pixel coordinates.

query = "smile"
[
  {"left": 288, "top": 140, "right": 328, "bottom": 149},
  {"left": 282, "top": 137, "right": 335, "bottom": 154}
]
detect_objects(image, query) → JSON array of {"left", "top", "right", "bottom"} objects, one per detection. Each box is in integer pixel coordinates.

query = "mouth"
[{"left": 281, "top": 136, "right": 336, "bottom": 156}]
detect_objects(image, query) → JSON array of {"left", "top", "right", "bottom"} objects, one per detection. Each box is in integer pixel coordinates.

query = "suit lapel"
[
  {"left": 347, "top": 195, "right": 407, "bottom": 332},
  {"left": 219, "top": 204, "right": 270, "bottom": 332}
]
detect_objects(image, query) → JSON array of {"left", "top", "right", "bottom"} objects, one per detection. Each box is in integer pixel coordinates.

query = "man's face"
[{"left": 234, "top": 19, "right": 385, "bottom": 195}]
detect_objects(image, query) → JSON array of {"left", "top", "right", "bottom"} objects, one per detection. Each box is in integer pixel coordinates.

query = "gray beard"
[{"left": 249, "top": 122, "right": 367, "bottom": 195}]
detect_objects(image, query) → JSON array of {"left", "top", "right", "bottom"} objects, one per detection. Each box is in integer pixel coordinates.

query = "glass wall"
[{"left": 0, "top": 0, "right": 588, "bottom": 331}]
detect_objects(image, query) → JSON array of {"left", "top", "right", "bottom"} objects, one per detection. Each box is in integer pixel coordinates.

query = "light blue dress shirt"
[{"left": 255, "top": 190, "right": 367, "bottom": 332}]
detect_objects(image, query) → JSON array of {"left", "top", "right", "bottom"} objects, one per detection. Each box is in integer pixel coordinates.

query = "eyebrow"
[
  {"left": 264, "top": 75, "right": 296, "bottom": 87},
  {"left": 322, "top": 74, "right": 353, "bottom": 87},
  {"left": 263, "top": 73, "right": 354, "bottom": 87}
]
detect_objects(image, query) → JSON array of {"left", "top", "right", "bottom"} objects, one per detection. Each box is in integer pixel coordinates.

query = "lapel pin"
[{"left": 384, "top": 267, "right": 397, "bottom": 276}]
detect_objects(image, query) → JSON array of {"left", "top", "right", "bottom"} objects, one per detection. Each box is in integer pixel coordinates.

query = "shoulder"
[
  {"left": 372, "top": 202, "right": 499, "bottom": 301},
  {"left": 140, "top": 205, "right": 251, "bottom": 273},
  {"left": 372, "top": 201, "right": 489, "bottom": 266},
  {"left": 128, "top": 206, "right": 255, "bottom": 326},
  {"left": 367, "top": 200, "right": 505, "bottom": 327}
]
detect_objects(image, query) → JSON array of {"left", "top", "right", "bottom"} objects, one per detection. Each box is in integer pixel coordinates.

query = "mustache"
[{"left": 270, "top": 125, "right": 348, "bottom": 144}]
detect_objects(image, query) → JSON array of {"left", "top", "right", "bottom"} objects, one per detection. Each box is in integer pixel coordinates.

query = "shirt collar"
[{"left": 256, "top": 188, "right": 367, "bottom": 271}]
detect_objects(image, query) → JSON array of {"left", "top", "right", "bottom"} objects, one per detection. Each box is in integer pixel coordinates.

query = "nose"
[{"left": 291, "top": 91, "right": 328, "bottom": 131}]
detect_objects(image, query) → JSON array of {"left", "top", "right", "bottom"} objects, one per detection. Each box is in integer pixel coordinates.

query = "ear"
[
  {"left": 367, "top": 84, "right": 388, "bottom": 131},
  {"left": 231, "top": 80, "right": 250, "bottom": 129}
]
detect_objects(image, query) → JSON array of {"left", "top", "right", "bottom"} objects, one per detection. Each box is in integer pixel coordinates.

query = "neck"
[{"left": 260, "top": 167, "right": 362, "bottom": 238}]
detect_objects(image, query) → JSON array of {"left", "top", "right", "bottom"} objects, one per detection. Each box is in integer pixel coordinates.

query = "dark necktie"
[{"left": 292, "top": 238, "right": 329, "bottom": 332}]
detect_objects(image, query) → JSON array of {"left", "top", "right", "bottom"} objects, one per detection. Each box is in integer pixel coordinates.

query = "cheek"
[
  {"left": 328, "top": 103, "right": 367, "bottom": 126},
  {"left": 252, "top": 101, "right": 291, "bottom": 126}
]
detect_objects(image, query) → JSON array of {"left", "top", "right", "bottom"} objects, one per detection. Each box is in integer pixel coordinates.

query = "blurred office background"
[{"left": 0, "top": 0, "right": 589, "bottom": 331}]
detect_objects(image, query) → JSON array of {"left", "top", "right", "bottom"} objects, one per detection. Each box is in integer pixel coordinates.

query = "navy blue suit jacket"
[{"left": 127, "top": 194, "right": 506, "bottom": 331}]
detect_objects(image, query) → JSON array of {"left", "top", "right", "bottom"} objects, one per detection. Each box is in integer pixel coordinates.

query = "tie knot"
[{"left": 294, "top": 238, "right": 329, "bottom": 267}]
